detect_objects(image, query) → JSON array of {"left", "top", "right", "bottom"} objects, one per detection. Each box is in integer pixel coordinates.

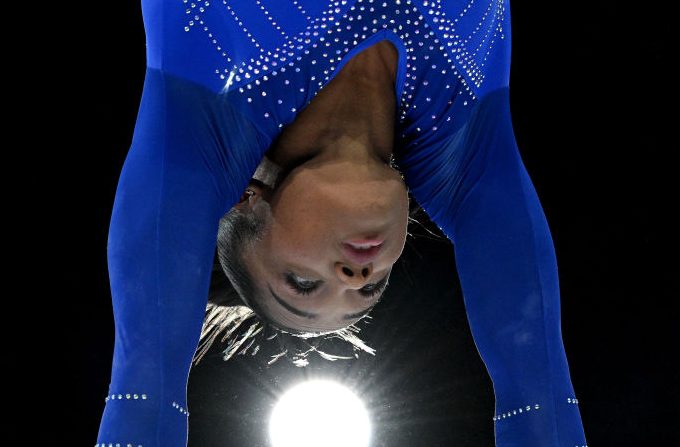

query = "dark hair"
[{"left": 193, "top": 173, "right": 426, "bottom": 368}]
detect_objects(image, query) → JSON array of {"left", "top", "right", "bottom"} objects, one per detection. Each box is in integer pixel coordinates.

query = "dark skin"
[
  {"left": 236, "top": 41, "right": 409, "bottom": 333},
  {"left": 266, "top": 40, "right": 399, "bottom": 171}
]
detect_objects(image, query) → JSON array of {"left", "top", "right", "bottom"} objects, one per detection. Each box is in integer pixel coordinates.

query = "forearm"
[
  {"left": 406, "top": 88, "right": 588, "bottom": 445},
  {"left": 447, "top": 90, "right": 587, "bottom": 446},
  {"left": 96, "top": 67, "right": 225, "bottom": 446}
]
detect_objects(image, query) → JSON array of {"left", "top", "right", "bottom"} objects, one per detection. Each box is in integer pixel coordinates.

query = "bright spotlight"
[{"left": 269, "top": 379, "right": 371, "bottom": 447}]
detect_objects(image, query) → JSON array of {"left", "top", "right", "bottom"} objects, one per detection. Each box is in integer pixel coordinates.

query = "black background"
[{"left": 27, "top": 1, "right": 677, "bottom": 445}]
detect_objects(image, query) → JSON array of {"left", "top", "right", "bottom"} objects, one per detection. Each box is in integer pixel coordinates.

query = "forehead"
[{"left": 263, "top": 277, "right": 374, "bottom": 333}]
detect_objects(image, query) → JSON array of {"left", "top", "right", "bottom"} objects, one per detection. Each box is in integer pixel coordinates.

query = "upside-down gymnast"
[{"left": 96, "top": 1, "right": 588, "bottom": 446}]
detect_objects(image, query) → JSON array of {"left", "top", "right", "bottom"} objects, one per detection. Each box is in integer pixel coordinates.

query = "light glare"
[{"left": 269, "top": 380, "right": 371, "bottom": 447}]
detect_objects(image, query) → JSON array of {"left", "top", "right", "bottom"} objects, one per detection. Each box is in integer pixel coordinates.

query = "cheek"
[
  {"left": 268, "top": 215, "right": 329, "bottom": 266},
  {"left": 271, "top": 190, "right": 333, "bottom": 251}
]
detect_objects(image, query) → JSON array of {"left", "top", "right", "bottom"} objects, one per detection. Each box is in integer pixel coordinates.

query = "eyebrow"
[{"left": 266, "top": 283, "right": 378, "bottom": 321}]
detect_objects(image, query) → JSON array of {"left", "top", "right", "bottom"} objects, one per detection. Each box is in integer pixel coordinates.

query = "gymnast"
[{"left": 96, "top": 1, "right": 588, "bottom": 445}]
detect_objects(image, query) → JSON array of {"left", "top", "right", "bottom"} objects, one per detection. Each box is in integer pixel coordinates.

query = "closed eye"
[{"left": 284, "top": 272, "right": 390, "bottom": 298}]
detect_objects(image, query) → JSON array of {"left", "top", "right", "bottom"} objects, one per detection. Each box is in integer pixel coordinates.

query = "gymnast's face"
[{"left": 238, "top": 156, "right": 409, "bottom": 333}]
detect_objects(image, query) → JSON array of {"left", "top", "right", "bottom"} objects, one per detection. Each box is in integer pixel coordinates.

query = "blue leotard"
[{"left": 96, "top": 1, "right": 588, "bottom": 445}]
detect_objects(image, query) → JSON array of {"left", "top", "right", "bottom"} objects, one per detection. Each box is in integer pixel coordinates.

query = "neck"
[{"left": 265, "top": 41, "right": 398, "bottom": 172}]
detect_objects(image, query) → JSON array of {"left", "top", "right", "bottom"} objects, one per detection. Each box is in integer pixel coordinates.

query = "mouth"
[
  {"left": 341, "top": 242, "right": 384, "bottom": 264},
  {"left": 343, "top": 239, "right": 384, "bottom": 249}
]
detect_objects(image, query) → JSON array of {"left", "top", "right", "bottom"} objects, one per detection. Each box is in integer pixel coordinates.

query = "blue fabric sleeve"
[
  {"left": 96, "top": 2, "right": 274, "bottom": 445},
  {"left": 95, "top": 67, "right": 269, "bottom": 447},
  {"left": 401, "top": 87, "right": 588, "bottom": 446},
  {"left": 94, "top": 3, "right": 269, "bottom": 445}
]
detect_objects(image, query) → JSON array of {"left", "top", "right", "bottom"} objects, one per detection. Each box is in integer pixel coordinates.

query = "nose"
[{"left": 335, "top": 262, "right": 373, "bottom": 288}]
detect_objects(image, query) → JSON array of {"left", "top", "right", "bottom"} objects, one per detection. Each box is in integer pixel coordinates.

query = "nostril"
[
  {"left": 362, "top": 267, "right": 369, "bottom": 277},
  {"left": 342, "top": 266, "right": 354, "bottom": 277}
]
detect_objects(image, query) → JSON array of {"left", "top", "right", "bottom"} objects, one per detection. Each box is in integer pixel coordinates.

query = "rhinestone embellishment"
[
  {"left": 492, "top": 402, "right": 541, "bottom": 422},
  {"left": 104, "top": 393, "right": 147, "bottom": 402}
]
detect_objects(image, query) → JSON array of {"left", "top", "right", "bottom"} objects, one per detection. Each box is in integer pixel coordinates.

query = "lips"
[
  {"left": 341, "top": 242, "right": 383, "bottom": 265},
  {"left": 344, "top": 239, "right": 384, "bottom": 249}
]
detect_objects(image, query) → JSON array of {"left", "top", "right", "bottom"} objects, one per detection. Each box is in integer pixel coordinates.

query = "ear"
[{"left": 235, "top": 182, "right": 268, "bottom": 211}]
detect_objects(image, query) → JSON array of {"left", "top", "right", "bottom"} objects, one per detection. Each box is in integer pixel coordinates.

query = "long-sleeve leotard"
[{"left": 96, "top": 1, "right": 587, "bottom": 446}]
